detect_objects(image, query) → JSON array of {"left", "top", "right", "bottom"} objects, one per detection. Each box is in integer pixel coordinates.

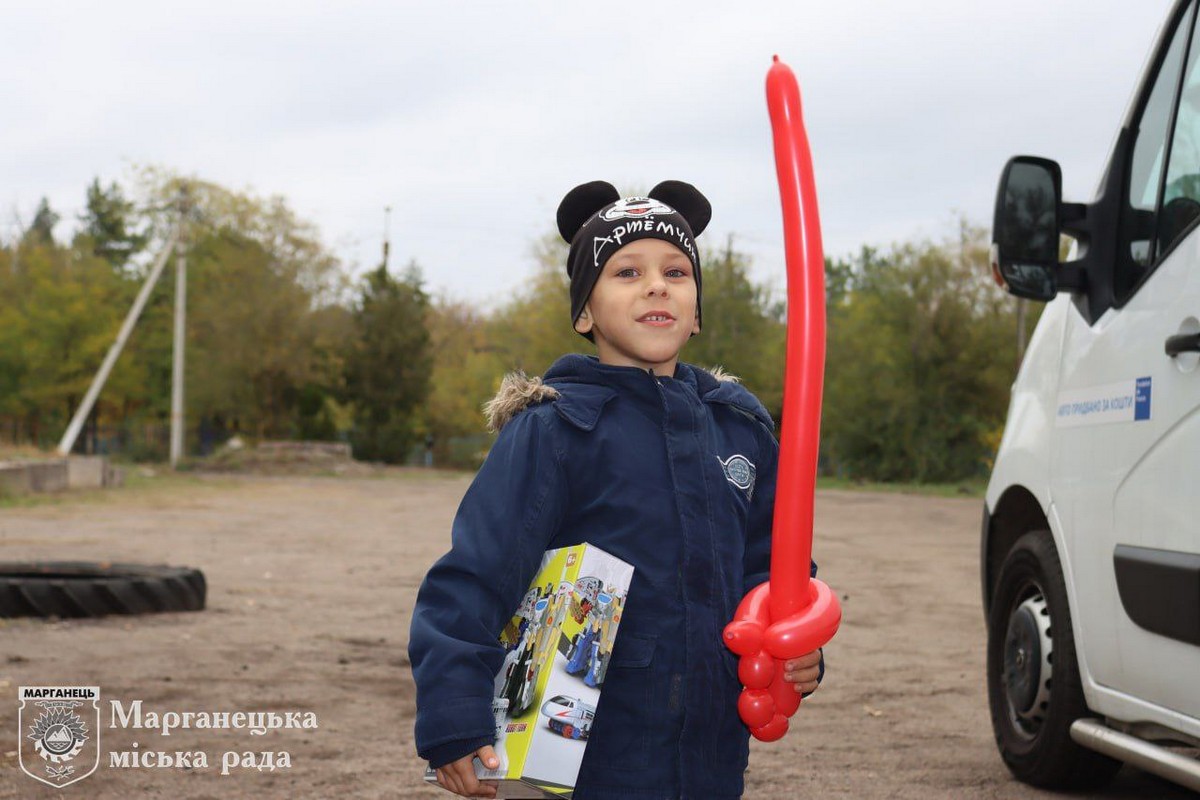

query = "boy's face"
[{"left": 574, "top": 238, "right": 699, "bottom": 375}]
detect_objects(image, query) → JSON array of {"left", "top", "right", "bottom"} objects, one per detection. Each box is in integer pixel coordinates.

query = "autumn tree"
[
  {"left": 0, "top": 171, "right": 354, "bottom": 455},
  {"left": 821, "top": 225, "right": 1028, "bottom": 482},
  {"left": 183, "top": 229, "right": 347, "bottom": 440},
  {"left": 79, "top": 178, "right": 146, "bottom": 267},
  {"left": 486, "top": 234, "right": 590, "bottom": 376},
  {"left": 123, "top": 171, "right": 351, "bottom": 449},
  {"left": 681, "top": 237, "right": 785, "bottom": 418},
  {"left": 26, "top": 198, "right": 59, "bottom": 246},
  {"left": 343, "top": 263, "right": 433, "bottom": 462},
  {"left": 0, "top": 238, "right": 142, "bottom": 445},
  {"left": 424, "top": 297, "right": 506, "bottom": 457}
]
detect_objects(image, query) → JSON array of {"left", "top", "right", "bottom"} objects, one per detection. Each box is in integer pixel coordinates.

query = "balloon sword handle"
[{"left": 724, "top": 579, "right": 840, "bottom": 740}]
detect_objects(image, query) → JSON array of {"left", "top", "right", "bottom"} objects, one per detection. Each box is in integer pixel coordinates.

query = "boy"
[{"left": 409, "top": 180, "right": 823, "bottom": 799}]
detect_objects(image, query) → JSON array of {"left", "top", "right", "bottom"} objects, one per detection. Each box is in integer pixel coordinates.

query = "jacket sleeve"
[
  {"left": 743, "top": 423, "right": 778, "bottom": 596},
  {"left": 743, "top": 422, "right": 823, "bottom": 684},
  {"left": 408, "top": 409, "right": 567, "bottom": 764},
  {"left": 743, "top": 422, "right": 820, "bottom": 593}
]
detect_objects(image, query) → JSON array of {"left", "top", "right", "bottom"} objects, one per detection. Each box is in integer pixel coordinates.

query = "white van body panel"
[{"left": 989, "top": 218, "right": 1200, "bottom": 739}]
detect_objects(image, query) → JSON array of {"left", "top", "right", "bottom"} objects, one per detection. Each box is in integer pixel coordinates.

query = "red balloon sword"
[{"left": 722, "top": 56, "right": 843, "bottom": 742}]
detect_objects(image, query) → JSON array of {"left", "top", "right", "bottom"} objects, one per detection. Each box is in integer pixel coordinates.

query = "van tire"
[
  {"left": 0, "top": 561, "right": 206, "bottom": 618},
  {"left": 986, "top": 532, "right": 1120, "bottom": 789}
]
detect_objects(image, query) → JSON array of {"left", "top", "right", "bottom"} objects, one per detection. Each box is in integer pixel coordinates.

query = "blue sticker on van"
[
  {"left": 1134, "top": 376, "right": 1152, "bottom": 421},
  {"left": 1056, "top": 377, "right": 1154, "bottom": 427}
]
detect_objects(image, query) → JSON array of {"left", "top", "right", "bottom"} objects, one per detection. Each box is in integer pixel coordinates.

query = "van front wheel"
[{"left": 986, "top": 531, "right": 1120, "bottom": 789}]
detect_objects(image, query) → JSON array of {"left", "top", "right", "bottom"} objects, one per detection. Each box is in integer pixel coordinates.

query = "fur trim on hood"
[
  {"left": 483, "top": 366, "right": 740, "bottom": 432},
  {"left": 707, "top": 366, "right": 740, "bottom": 384},
  {"left": 484, "top": 372, "right": 561, "bottom": 432}
]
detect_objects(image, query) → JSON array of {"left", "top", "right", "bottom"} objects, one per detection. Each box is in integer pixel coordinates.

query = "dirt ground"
[{"left": 0, "top": 472, "right": 1191, "bottom": 799}]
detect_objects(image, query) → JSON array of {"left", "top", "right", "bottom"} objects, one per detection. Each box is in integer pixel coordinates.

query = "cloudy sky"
[{"left": 2, "top": 0, "right": 1175, "bottom": 306}]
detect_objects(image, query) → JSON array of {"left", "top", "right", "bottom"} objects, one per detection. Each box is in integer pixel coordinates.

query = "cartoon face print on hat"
[{"left": 600, "top": 197, "right": 676, "bottom": 222}]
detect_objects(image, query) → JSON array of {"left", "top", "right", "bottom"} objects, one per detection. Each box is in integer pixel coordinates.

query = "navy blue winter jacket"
[{"left": 409, "top": 354, "right": 818, "bottom": 799}]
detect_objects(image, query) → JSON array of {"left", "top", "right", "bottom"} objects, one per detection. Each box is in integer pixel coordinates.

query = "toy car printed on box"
[
  {"left": 540, "top": 695, "right": 595, "bottom": 740},
  {"left": 425, "top": 543, "right": 633, "bottom": 798}
]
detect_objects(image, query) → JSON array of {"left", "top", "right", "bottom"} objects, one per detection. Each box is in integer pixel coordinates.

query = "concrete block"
[
  {"left": 0, "top": 461, "right": 32, "bottom": 496},
  {"left": 104, "top": 461, "right": 125, "bottom": 488},
  {"left": 27, "top": 460, "right": 68, "bottom": 493},
  {"left": 0, "top": 458, "right": 113, "bottom": 495},
  {"left": 67, "top": 456, "right": 106, "bottom": 490}
]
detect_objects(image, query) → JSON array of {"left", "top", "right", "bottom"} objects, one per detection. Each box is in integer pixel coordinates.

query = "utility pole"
[
  {"left": 382, "top": 205, "right": 391, "bottom": 270},
  {"left": 10, "top": 206, "right": 24, "bottom": 275},
  {"left": 169, "top": 195, "right": 189, "bottom": 468},
  {"left": 57, "top": 227, "right": 181, "bottom": 455}
]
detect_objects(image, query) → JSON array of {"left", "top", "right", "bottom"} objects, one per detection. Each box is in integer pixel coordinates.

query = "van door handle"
[{"left": 1165, "top": 332, "right": 1200, "bottom": 356}]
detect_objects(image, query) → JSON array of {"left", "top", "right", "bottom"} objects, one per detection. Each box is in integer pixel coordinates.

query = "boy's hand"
[
  {"left": 435, "top": 745, "right": 500, "bottom": 798},
  {"left": 784, "top": 650, "right": 821, "bottom": 695}
]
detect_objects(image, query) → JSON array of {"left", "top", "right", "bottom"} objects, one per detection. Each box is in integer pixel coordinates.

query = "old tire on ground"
[
  {"left": 0, "top": 561, "right": 206, "bottom": 618},
  {"left": 986, "top": 532, "right": 1120, "bottom": 790}
]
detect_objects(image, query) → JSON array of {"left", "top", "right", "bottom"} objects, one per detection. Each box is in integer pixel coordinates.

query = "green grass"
[
  {"left": 0, "top": 461, "right": 473, "bottom": 511},
  {"left": 0, "top": 468, "right": 237, "bottom": 511},
  {"left": 816, "top": 476, "right": 986, "bottom": 498},
  {"left": 0, "top": 454, "right": 984, "bottom": 512}
]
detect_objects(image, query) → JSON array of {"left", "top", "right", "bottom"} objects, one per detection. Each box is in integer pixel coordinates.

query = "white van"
[{"left": 985, "top": 0, "right": 1200, "bottom": 792}]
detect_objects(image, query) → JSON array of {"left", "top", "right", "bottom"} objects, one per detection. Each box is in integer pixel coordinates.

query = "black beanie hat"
[{"left": 557, "top": 180, "right": 712, "bottom": 340}]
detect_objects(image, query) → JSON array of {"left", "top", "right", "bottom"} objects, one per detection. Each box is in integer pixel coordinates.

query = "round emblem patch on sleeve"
[{"left": 718, "top": 454, "right": 756, "bottom": 499}]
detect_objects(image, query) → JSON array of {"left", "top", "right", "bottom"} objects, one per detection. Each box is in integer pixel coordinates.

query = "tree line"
[{"left": 0, "top": 174, "right": 1034, "bottom": 482}]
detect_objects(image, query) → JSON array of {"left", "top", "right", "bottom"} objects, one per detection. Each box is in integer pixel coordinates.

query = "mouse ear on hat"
[
  {"left": 557, "top": 181, "right": 621, "bottom": 243},
  {"left": 649, "top": 180, "right": 712, "bottom": 237}
]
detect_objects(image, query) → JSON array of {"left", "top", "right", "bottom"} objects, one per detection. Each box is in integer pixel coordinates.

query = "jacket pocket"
[{"left": 583, "top": 633, "right": 656, "bottom": 771}]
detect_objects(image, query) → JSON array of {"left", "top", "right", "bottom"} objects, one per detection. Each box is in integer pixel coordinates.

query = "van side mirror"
[{"left": 990, "top": 156, "right": 1062, "bottom": 301}]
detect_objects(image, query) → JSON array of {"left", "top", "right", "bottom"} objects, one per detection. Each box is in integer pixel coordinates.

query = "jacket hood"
[{"left": 484, "top": 354, "right": 773, "bottom": 432}]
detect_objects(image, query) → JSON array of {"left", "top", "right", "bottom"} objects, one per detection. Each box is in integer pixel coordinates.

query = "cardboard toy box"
[{"left": 426, "top": 543, "right": 633, "bottom": 798}]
